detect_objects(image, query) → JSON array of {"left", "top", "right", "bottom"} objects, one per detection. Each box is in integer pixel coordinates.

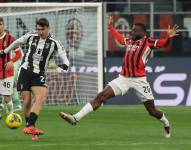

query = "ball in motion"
[{"left": 5, "top": 113, "right": 22, "bottom": 129}]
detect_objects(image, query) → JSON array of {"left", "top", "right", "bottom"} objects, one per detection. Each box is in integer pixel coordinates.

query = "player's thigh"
[
  {"left": 31, "top": 74, "right": 47, "bottom": 101},
  {"left": 133, "top": 77, "right": 154, "bottom": 102},
  {"left": 31, "top": 86, "right": 47, "bottom": 102},
  {"left": 17, "top": 68, "right": 31, "bottom": 91},
  {"left": 0, "top": 77, "right": 14, "bottom": 96},
  {"left": 108, "top": 74, "right": 130, "bottom": 96}
]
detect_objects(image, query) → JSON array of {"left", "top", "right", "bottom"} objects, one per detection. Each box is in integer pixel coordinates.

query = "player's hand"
[
  {"left": 0, "top": 50, "right": 6, "bottom": 58},
  {"left": 108, "top": 16, "right": 113, "bottom": 26},
  {"left": 58, "top": 64, "right": 69, "bottom": 71},
  {"left": 5, "top": 61, "right": 14, "bottom": 71},
  {"left": 167, "top": 24, "right": 180, "bottom": 38}
]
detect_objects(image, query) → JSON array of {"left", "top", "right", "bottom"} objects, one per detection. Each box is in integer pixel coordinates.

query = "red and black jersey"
[
  {"left": 109, "top": 25, "right": 170, "bottom": 77},
  {"left": 0, "top": 32, "right": 22, "bottom": 79}
]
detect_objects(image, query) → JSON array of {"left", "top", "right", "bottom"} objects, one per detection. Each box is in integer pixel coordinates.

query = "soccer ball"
[{"left": 5, "top": 113, "right": 22, "bottom": 129}]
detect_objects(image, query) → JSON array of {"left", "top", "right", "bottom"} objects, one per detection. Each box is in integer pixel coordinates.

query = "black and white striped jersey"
[{"left": 15, "top": 31, "right": 68, "bottom": 75}]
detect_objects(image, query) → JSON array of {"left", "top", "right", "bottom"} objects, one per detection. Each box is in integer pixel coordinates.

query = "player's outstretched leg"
[
  {"left": 143, "top": 100, "right": 171, "bottom": 138},
  {"left": 59, "top": 86, "right": 115, "bottom": 125},
  {"left": 59, "top": 112, "right": 78, "bottom": 125}
]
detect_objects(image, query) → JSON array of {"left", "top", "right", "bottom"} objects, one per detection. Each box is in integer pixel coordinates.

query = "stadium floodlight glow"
[{"left": 0, "top": 3, "right": 103, "bottom": 105}]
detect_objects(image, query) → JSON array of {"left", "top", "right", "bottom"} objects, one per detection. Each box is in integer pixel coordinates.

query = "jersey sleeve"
[
  {"left": 16, "top": 32, "right": 32, "bottom": 44},
  {"left": 4, "top": 32, "right": 32, "bottom": 54},
  {"left": 109, "top": 25, "right": 126, "bottom": 45},
  {"left": 148, "top": 36, "right": 170, "bottom": 48},
  {"left": 54, "top": 40, "right": 69, "bottom": 67}
]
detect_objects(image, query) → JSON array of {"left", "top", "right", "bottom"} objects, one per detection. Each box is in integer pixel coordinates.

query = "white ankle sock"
[
  {"left": 6, "top": 100, "right": 14, "bottom": 114},
  {"left": 73, "top": 103, "right": 93, "bottom": 121},
  {"left": 160, "top": 113, "right": 170, "bottom": 127}
]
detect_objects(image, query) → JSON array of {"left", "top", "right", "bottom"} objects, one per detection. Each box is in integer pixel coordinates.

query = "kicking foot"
[
  {"left": 59, "top": 112, "right": 77, "bottom": 126},
  {"left": 32, "top": 135, "right": 39, "bottom": 141},
  {"left": 164, "top": 126, "right": 171, "bottom": 138},
  {"left": 23, "top": 126, "right": 44, "bottom": 135}
]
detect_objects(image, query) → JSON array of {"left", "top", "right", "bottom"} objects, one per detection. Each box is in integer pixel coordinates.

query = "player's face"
[
  {"left": 0, "top": 21, "right": 4, "bottom": 36},
  {"left": 131, "top": 25, "right": 145, "bottom": 41},
  {"left": 36, "top": 25, "right": 50, "bottom": 39},
  {"left": 131, "top": 25, "right": 144, "bottom": 37}
]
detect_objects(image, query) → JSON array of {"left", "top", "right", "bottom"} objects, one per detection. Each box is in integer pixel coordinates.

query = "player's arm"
[
  {"left": 10, "top": 36, "right": 22, "bottom": 62},
  {"left": 10, "top": 48, "right": 22, "bottom": 62},
  {"left": 3, "top": 32, "right": 31, "bottom": 54},
  {"left": 55, "top": 40, "right": 70, "bottom": 71},
  {"left": 108, "top": 16, "right": 126, "bottom": 45},
  {"left": 5, "top": 48, "right": 22, "bottom": 71},
  {"left": 148, "top": 36, "right": 170, "bottom": 48},
  {"left": 149, "top": 24, "right": 179, "bottom": 48}
]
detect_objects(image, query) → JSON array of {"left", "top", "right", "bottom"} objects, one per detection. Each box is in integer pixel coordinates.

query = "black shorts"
[{"left": 17, "top": 67, "right": 47, "bottom": 91}]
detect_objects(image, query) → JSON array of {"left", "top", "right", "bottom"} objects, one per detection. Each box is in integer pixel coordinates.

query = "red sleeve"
[
  {"left": 148, "top": 36, "right": 170, "bottom": 48},
  {"left": 156, "top": 36, "right": 170, "bottom": 47},
  {"left": 11, "top": 48, "right": 22, "bottom": 63},
  {"left": 109, "top": 25, "right": 126, "bottom": 45}
]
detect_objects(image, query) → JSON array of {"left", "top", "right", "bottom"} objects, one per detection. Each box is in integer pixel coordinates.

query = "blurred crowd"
[{"left": 0, "top": 0, "right": 191, "bottom": 57}]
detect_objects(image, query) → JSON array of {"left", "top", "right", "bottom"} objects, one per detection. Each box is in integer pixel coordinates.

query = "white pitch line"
[{"left": 30, "top": 142, "right": 191, "bottom": 147}]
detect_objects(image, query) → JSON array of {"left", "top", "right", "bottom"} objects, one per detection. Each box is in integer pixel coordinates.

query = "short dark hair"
[
  {"left": 134, "top": 23, "right": 146, "bottom": 32},
  {"left": 36, "top": 18, "right": 49, "bottom": 27},
  {"left": 0, "top": 17, "right": 4, "bottom": 23}
]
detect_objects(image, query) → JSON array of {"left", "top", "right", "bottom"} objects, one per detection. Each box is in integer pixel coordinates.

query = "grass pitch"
[{"left": 0, "top": 105, "right": 190, "bottom": 150}]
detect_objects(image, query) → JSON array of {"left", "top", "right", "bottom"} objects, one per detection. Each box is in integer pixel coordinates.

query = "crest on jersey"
[
  {"left": 32, "top": 39, "right": 38, "bottom": 46},
  {"left": 45, "top": 43, "right": 50, "bottom": 49}
]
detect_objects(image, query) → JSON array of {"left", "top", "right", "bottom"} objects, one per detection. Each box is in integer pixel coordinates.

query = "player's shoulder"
[
  {"left": 146, "top": 36, "right": 157, "bottom": 43},
  {"left": 3, "top": 32, "right": 17, "bottom": 41},
  {"left": 48, "top": 33, "right": 58, "bottom": 42},
  {"left": 48, "top": 33, "right": 62, "bottom": 45},
  {"left": 4, "top": 31, "right": 15, "bottom": 37},
  {"left": 7, "top": 32, "right": 15, "bottom": 38},
  {"left": 26, "top": 31, "right": 39, "bottom": 36}
]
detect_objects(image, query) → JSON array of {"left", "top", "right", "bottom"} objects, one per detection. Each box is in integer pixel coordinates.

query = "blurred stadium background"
[
  {"left": 0, "top": 0, "right": 191, "bottom": 150},
  {"left": 0, "top": 0, "right": 190, "bottom": 106}
]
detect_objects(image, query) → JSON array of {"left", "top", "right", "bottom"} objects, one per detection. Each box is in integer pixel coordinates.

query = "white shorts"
[
  {"left": 108, "top": 74, "right": 154, "bottom": 102},
  {"left": 0, "top": 77, "right": 14, "bottom": 95}
]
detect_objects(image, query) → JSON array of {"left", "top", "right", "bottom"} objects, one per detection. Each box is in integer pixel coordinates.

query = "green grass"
[{"left": 0, "top": 105, "right": 191, "bottom": 150}]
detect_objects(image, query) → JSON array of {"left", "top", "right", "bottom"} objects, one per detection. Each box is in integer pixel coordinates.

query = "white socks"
[
  {"left": 73, "top": 103, "right": 93, "bottom": 121},
  {"left": 160, "top": 113, "right": 170, "bottom": 127},
  {"left": 6, "top": 100, "right": 14, "bottom": 114}
]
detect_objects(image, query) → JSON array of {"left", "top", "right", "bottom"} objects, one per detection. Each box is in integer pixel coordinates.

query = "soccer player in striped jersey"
[
  {"left": 59, "top": 16, "right": 179, "bottom": 138},
  {"left": 0, "top": 17, "right": 22, "bottom": 114},
  {"left": 0, "top": 18, "right": 69, "bottom": 140}
]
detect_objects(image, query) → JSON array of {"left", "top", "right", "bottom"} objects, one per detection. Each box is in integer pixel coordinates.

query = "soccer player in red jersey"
[
  {"left": 59, "top": 16, "right": 179, "bottom": 138},
  {"left": 0, "top": 17, "right": 22, "bottom": 114}
]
